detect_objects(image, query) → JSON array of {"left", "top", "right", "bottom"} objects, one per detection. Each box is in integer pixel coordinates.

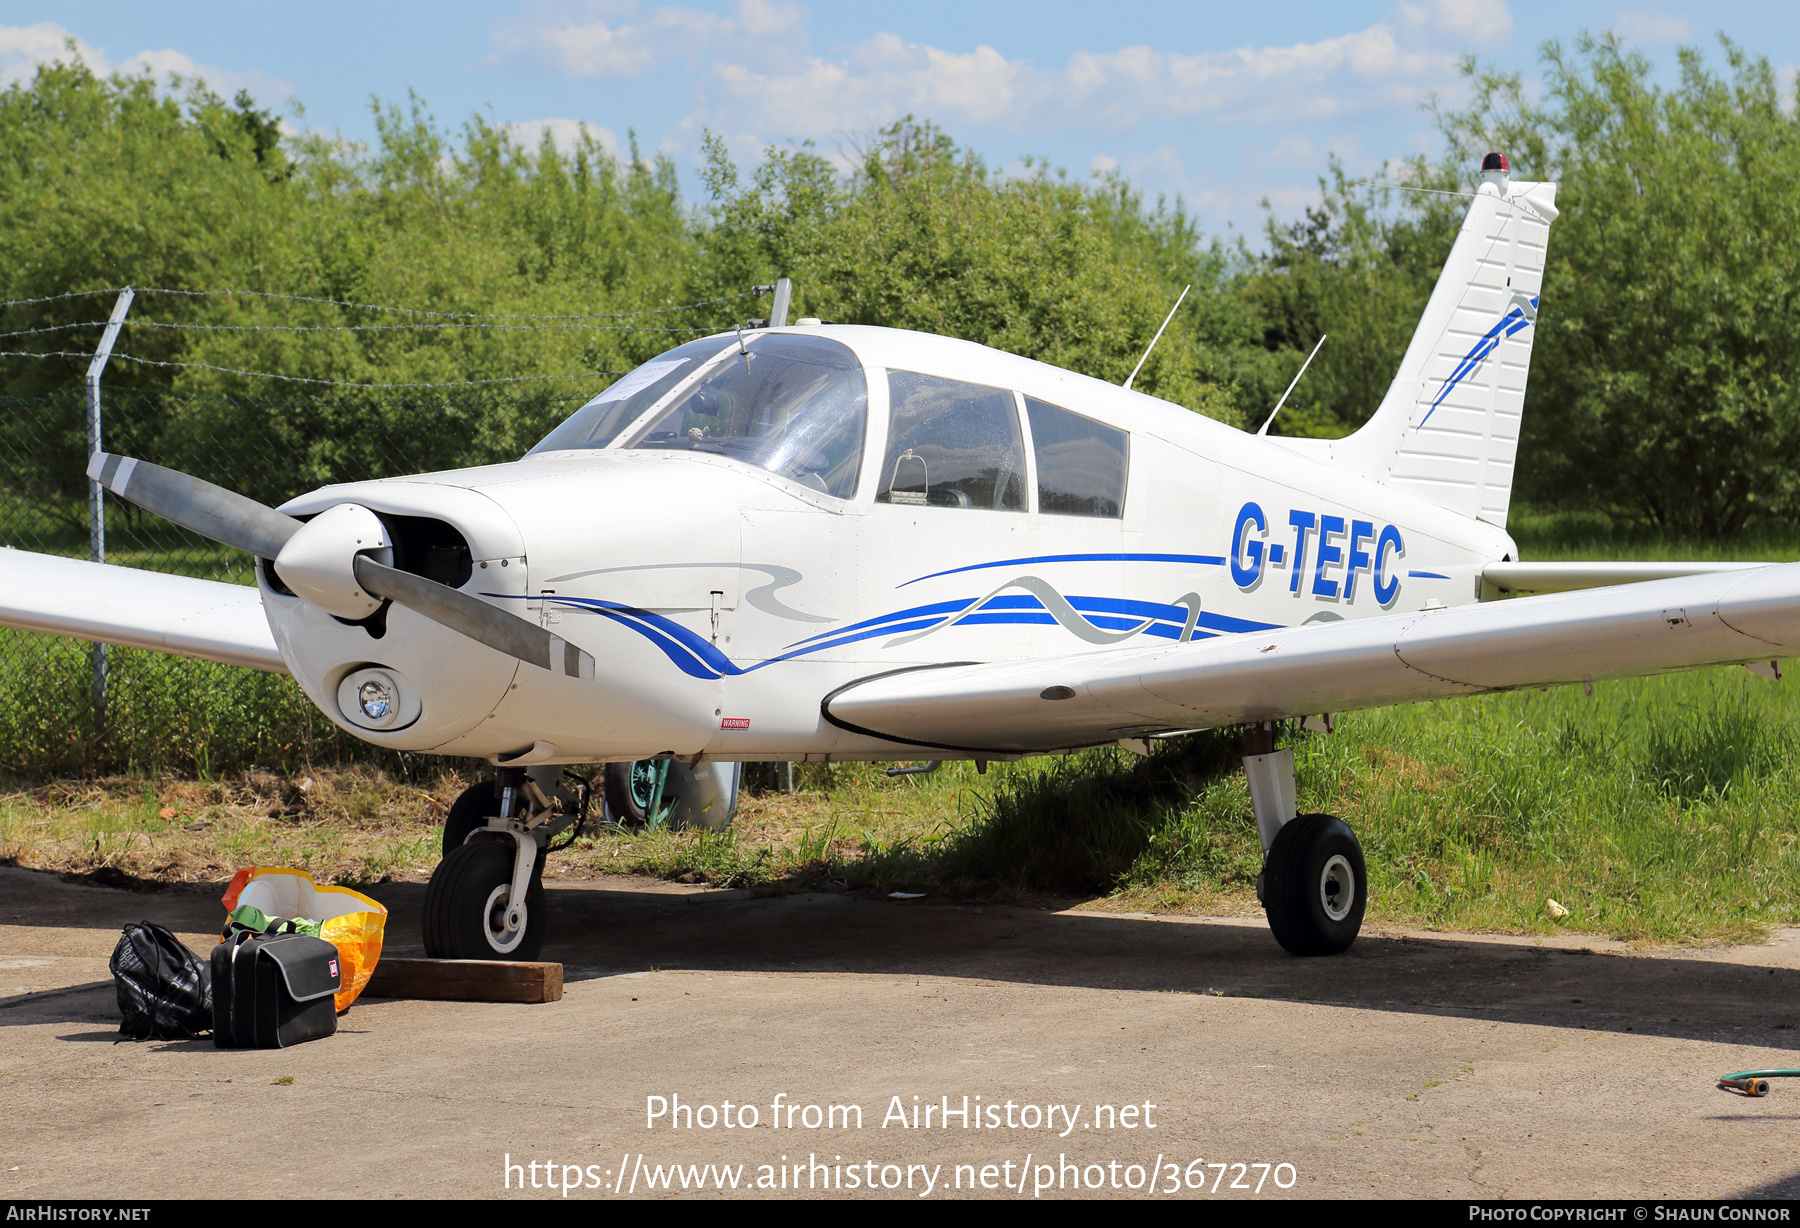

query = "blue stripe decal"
[
  {"left": 1407, "top": 570, "right": 1450, "bottom": 580},
  {"left": 901, "top": 553, "right": 1227, "bottom": 588},
  {"left": 506, "top": 583, "right": 1280, "bottom": 681},
  {"left": 1417, "top": 296, "right": 1538, "bottom": 429},
  {"left": 783, "top": 598, "right": 975, "bottom": 650}
]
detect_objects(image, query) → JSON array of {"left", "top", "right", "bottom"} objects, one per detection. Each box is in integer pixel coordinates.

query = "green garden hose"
[{"left": 1716, "top": 1069, "right": 1800, "bottom": 1097}]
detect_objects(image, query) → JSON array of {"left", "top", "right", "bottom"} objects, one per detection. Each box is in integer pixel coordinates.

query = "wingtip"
[{"left": 85, "top": 451, "right": 110, "bottom": 483}]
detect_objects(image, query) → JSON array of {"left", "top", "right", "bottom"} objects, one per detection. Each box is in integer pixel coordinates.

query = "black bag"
[
  {"left": 211, "top": 927, "right": 340, "bottom": 1049},
  {"left": 109, "top": 921, "right": 212, "bottom": 1041}
]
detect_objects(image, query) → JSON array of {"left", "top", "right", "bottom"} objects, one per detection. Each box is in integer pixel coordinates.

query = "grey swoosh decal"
[
  {"left": 544, "top": 561, "right": 832, "bottom": 623},
  {"left": 886, "top": 574, "right": 1163, "bottom": 648}
]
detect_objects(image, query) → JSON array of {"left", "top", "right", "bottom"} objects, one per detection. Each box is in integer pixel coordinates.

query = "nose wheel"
[
  {"left": 1260, "top": 813, "right": 1367, "bottom": 956},
  {"left": 424, "top": 768, "right": 571, "bottom": 961},
  {"left": 424, "top": 839, "right": 548, "bottom": 961}
]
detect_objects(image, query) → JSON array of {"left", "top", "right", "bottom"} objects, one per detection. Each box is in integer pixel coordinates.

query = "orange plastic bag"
[{"left": 222, "top": 867, "right": 387, "bottom": 1012}]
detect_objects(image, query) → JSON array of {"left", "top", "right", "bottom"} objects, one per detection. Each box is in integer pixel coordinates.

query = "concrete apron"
[{"left": 1, "top": 864, "right": 1797, "bottom": 1200}]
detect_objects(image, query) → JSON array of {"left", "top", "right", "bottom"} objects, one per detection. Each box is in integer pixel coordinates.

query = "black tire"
[
  {"left": 603, "top": 761, "right": 663, "bottom": 827},
  {"left": 1262, "top": 813, "right": 1366, "bottom": 956},
  {"left": 421, "top": 839, "right": 547, "bottom": 961},
  {"left": 441, "top": 780, "right": 497, "bottom": 859}
]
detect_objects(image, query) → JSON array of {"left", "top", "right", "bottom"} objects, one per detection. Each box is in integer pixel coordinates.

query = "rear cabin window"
[
  {"left": 878, "top": 372, "right": 1026, "bottom": 511},
  {"left": 1025, "top": 397, "right": 1129, "bottom": 518}
]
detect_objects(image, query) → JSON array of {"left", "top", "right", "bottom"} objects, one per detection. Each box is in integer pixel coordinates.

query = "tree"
[
  {"left": 698, "top": 119, "right": 1241, "bottom": 424},
  {"left": 1440, "top": 34, "right": 1800, "bottom": 535},
  {"left": 1239, "top": 158, "right": 1464, "bottom": 438}
]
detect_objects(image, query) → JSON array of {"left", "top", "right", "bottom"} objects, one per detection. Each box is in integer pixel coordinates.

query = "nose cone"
[
  {"left": 272, "top": 502, "right": 393, "bottom": 619},
  {"left": 265, "top": 480, "right": 531, "bottom": 751}
]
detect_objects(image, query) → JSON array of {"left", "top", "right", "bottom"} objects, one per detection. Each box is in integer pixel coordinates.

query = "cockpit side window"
[
  {"left": 527, "top": 336, "right": 735, "bottom": 455},
  {"left": 878, "top": 372, "right": 1026, "bottom": 512},
  {"left": 621, "top": 334, "right": 867, "bottom": 498},
  {"left": 1025, "top": 397, "right": 1129, "bottom": 518}
]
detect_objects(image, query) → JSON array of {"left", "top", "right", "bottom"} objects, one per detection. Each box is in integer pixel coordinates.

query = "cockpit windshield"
[
  {"left": 527, "top": 335, "right": 736, "bottom": 455},
  {"left": 620, "top": 334, "right": 867, "bottom": 498}
]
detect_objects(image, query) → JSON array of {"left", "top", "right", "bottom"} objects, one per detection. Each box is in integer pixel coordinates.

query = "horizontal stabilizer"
[
  {"left": 0, "top": 549, "right": 285, "bottom": 672},
  {"left": 1482, "top": 560, "right": 1775, "bottom": 597},
  {"left": 824, "top": 563, "right": 1800, "bottom": 753}
]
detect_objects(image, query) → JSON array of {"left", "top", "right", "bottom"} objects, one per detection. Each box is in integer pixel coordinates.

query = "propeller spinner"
[{"left": 87, "top": 453, "right": 595, "bottom": 681}]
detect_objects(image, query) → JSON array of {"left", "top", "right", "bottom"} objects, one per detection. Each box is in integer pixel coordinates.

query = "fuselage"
[{"left": 262, "top": 323, "right": 1517, "bottom": 763}]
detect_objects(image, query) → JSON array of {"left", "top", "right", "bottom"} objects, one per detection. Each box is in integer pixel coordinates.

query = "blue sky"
[{"left": 6, "top": 2, "right": 1796, "bottom": 239}]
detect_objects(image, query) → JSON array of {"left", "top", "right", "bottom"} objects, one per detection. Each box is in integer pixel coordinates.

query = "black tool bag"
[
  {"left": 211, "top": 925, "right": 340, "bottom": 1049},
  {"left": 109, "top": 921, "right": 213, "bottom": 1041}
]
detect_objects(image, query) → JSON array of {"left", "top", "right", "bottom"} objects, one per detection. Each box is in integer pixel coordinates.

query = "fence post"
[{"left": 85, "top": 287, "right": 135, "bottom": 746}]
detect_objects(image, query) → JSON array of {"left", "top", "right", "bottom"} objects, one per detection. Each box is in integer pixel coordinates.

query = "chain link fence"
[{"left": 0, "top": 385, "right": 592, "bottom": 778}]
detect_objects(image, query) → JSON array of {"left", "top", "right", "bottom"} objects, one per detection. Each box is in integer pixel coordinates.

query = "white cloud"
[
  {"left": 492, "top": 2, "right": 1508, "bottom": 138},
  {"left": 0, "top": 21, "right": 291, "bottom": 103},
  {"left": 1612, "top": 12, "right": 1693, "bottom": 45},
  {"left": 735, "top": 0, "right": 806, "bottom": 39},
  {"left": 697, "top": 22, "right": 1466, "bottom": 139},
  {"left": 507, "top": 117, "right": 620, "bottom": 156},
  {"left": 1396, "top": 0, "right": 1515, "bottom": 46},
  {"left": 490, "top": 0, "right": 801, "bottom": 80}
]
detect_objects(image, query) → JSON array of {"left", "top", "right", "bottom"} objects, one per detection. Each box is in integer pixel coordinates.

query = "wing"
[
  {"left": 823, "top": 563, "right": 1800, "bottom": 754},
  {"left": 0, "top": 549, "right": 286, "bottom": 673}
]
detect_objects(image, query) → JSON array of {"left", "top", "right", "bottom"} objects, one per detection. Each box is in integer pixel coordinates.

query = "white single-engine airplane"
[{"left": 5, "top": 153, "right": 1795, "bottom": 960}]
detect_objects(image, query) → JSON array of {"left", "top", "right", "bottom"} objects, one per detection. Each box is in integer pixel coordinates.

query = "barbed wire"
[
  {"left": 0, "top": 319, "right": 730, "bottom": 338},
  {"left": 0, "top": 322, "right": 108, "bottom": 340},
  {"left": 0, "top": 350, "right": 625, "bottom": 389},
  {"left": 0, "top": 288, "right": 127, "bottom": 310},
  {"left": 128, "top": 320, "right": 721, "bottom": 334},
  {"left": 132, "top": 286, "right": 764, "bottom": 321}
]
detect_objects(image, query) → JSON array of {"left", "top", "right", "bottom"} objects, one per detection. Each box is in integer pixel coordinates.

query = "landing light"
[
  {"left": 358, "top": 679, "right": 394, "bottom": 720},
  {"left": 335, "top": 666, "right": 419, "bottom": 731}
]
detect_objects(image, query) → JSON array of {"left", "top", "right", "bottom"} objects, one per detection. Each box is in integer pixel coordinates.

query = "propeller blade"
[
  {"left": 353, "top": 556, "right": 596, "bottom": 681},
  {"left": 86, "top": 453, "right": 595, "bottom": 681},
  {"left": 87, "top": 453, "right": 301, "bottom": 559}
]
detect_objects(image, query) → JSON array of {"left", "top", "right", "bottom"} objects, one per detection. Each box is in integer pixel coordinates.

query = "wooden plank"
[{"left": 362, "top": 959, "right": 563, "bottom": 1003}]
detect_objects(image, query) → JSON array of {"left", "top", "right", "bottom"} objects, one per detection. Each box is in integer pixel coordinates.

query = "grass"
[
  {"left": 3, "top": 512, "right": 1800, "bottom": 944},
  {"left": 7, "top": 661, "right": 1799, "bottom": 946}
]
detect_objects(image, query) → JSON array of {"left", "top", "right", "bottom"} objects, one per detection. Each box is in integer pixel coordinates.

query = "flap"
[{"left": 259, "top": 934, "right": 342, "bottom": 1002}]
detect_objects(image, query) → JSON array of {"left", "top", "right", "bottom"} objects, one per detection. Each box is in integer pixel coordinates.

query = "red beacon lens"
[{"left": 1482, "top": 152, "right": 1510, "bottom": 172}]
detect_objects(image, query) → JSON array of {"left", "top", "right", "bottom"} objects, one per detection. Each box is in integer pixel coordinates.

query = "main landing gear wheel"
[
  {"left": 440, "top": 780, "right": 496, "bottom": 858},
  {"left": 422, "top": 840, "right": 547, "bottom": 961},
  {"left": 1261, "top": 813, "right": 1366, "bottom": 956},
  {"left": 603, "top": 760, "right": 661, "bottom": 827}
]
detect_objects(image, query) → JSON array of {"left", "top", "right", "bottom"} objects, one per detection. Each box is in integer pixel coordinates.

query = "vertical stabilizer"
[{"left": 1323, "top": 157, "right": 1558, "bottom": 528}]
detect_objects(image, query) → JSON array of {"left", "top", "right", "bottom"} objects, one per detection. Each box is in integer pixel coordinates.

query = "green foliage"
[
  {"left": 700, "top": 119, "right": 1241, "bottom": 421},
  {"left": 1240, "top": 159, "right": 1465, "bottom": 438},
  {"left": 0, "top": 63, "right": 704, "bottom": 397},
  {"left": 9, "top": 40, "right": 1800, "bottom": 538},
  {"left": 1439, "top": 34, "right": 1800, "bottom": 534}
]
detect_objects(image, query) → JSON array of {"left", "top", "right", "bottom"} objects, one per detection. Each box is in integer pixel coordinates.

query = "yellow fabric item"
[{"left": 222, "top": 867, "right": 387, "bottom": 1012}]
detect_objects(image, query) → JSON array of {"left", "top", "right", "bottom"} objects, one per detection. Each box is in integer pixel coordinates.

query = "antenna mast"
[
  {"left": 1123, "top": 285, "right": 1190, "bottom": 391},
  {"left": 1256, "top": 334, "right": 1327, "bottom": 436}
]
